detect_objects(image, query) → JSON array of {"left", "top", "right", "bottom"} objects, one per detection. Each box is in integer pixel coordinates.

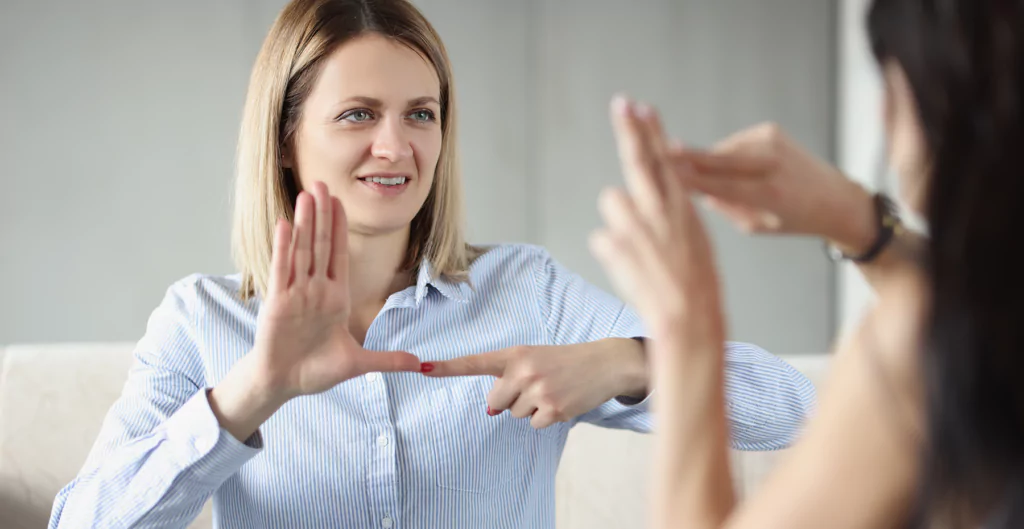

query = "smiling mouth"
[{"left": 357, "top": 175, "right": 408, "bottom": 186}]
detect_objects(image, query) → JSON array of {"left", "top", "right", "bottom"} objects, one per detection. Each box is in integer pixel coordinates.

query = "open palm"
[{"left": 253, "top": 181, "right": 420, "bottom": 399}]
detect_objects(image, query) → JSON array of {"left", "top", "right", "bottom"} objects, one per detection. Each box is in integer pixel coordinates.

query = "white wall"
[
  {"left": 529, "top": 0, "right": 836, "bottom": 357},
  {"left": 0, "top": 1, "right": 251, "bottom": 343},
  {"left": 1, "top": 1, "right": 836, "bottom": 360},
  {"left": 836, "top": 0, "right": 885, "bottom": 333}
]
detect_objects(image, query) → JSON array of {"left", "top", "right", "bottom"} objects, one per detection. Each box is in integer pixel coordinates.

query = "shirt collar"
[{"left": 414, "top": 258, "right": 472, "bottom": 305}]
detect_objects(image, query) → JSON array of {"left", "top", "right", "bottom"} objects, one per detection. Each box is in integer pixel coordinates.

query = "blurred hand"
[
  {"left": 671, "top": 123, "right": 876, "bottom": 252},
  {"left": 589, "top": 96, "right": 725, "bottom": 350},
  {"left": 251, "top": 181, "right": 421, "bottom": 401},
  {"left": 421, "top": 339, "right": 647, "bottom": 429}
]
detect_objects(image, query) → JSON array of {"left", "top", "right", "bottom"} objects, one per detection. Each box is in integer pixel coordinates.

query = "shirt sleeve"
[
  {"left": 48, "top": 277, "right": 263, "bottom": 529},
  {"left": 530, "top": 247, "right": 816, "bottom": 449},
  {"left": 530, "top": 248, "right": 654, "bottom": 433}
]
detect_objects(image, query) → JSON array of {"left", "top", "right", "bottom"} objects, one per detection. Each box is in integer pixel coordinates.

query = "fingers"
[
  {"left": 670, "top": 147, "right": 778, "bottom": 176},
  {"left": 638, "top": 109, "right": 695, "bottom": 237},
  {"left": 597, "top": 187, "right": 648, "bottom": 242},
  {"left": 530, "top": 409, "right": 559, "bottom": 430},
  {"left": 681, "top": 170, "right": 764, "bottom": 204},
  {"left": 485, "top": 377, "right": 521, "bottom": 414},
  {"left": 588, "top": 226, "right": 642, "bottom": 305},
  {"left": 328, "top": 196, "right": 348, "bottom": 282},
  {"left": 268, "top": 218, "right": 293, "bottom": 294},
  {"left": 610, "top": 96, "right": 664, "bottom": 219},
  {"left": 635, "top": 104, "right": 671, "bottom": 194},
  {"left": 420, "top": 350, "right": 510, "bottom": 378},
  {"left": 310, "top": 182, "right": 332, "bottom": 278},
  {"left": 681, "top": 172, "right": 782, "bottom": 230},
  {"left": 492, "top": 388, "right": 562, "bottom": 429},
  {"left": 595, "top": 187, "right": 659, "bottom": 279},
  {"left": 486, "top": 390, "right": 560, "bottom": 431},
  {"left": 360, "top": 350, "right": 422, "bottom": 374},
  {"left": 661, "top": 139, "right": 692, "bottom": 225},
  {"left": 508, "top": 395, "right": 538, "bottom": 420},
  {"left": 701, "top": 195, "right": 781, "bottom": 233},
  {"left": 290, "top": 192, "right": 315, "bottom": 287}
]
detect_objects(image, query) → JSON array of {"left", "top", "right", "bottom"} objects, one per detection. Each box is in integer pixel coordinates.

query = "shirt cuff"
[
  {"left": 613, "top": 390, "right": 653, "bottom": 408},
  {"left": 611, "top": 335, "right": 650, "bottom": 406},
  {"left": 159, "top": 388, "right": 264, "bottom": 487}
]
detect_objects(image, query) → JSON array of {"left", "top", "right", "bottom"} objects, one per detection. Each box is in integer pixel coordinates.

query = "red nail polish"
[
  {"left": 487, "top": 406, "right": 493, "bottom": 415},
  {"left": 420, "top": 363, "right": 434, "bottom": 373}
]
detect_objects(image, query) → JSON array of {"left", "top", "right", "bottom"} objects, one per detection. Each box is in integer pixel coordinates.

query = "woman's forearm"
[{"left": 651, "top": 334, "right": 735, "bottom": 529}]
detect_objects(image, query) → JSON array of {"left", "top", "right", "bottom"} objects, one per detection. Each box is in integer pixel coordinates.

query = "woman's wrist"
[
  {"left": 209, "top": 352, "right": 290, "bottom": 442},
  {"left": 609, "top": 338, "right": 649, "bottom": 400},
  {"left": 648, "top": 316, "right": 725, "bottom": 368},
  {"left": 823, "top": 180, "right": 877, "bottom": 255}
]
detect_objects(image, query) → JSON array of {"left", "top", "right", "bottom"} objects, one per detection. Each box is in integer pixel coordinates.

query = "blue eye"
[
  {"left": 340, "top": 109, "right": 373, "bottom": 122},
  {"left": 410, "top": 109, "right": 436, "bottom": 122}
]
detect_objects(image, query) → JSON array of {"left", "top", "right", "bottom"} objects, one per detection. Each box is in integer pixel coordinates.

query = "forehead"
[{"left": 310, "top": 33, "right": 441, "bottom": 106}]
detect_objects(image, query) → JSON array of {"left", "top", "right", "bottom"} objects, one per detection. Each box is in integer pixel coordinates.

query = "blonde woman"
[{"left": 48, "top": 1, "right": 814, "bottom": 527}]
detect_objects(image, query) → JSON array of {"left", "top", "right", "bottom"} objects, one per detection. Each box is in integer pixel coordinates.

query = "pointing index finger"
[{"left": 421, "top": 349, "right": 510, "bottom": 378}]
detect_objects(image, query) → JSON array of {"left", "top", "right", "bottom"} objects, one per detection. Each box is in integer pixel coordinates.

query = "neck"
[{"left": 347, "top": 227, "right": 414, "bottom": 309}]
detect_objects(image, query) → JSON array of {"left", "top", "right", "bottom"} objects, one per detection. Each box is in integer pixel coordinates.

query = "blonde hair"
[{"left": 231, "top": 0, "right": 477, "bottom": 300}]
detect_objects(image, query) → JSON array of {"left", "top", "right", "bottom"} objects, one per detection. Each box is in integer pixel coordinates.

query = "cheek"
[
  {"left": 298, "top": 131, "right": 365, "bottom": 183},
  {"left": 413, "top": 130, "right": 443, "bottom": 182}
]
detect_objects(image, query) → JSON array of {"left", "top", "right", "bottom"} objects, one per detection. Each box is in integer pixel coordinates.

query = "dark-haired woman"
[{"left": 590, "top": 0, "right": 1024, "bottom": 527}]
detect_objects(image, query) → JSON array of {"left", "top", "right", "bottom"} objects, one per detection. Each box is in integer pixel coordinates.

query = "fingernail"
[
  {"left": 612, "top": 94, "right": 631, "bottom": 116},
  {"left": 487, "top": 406, "right": 499, "bottom": 416},
  {"left": 420, "top": 363, "right": 434, "bottom": 373},
  {"left": 635, "top": 103, "right": 652, "bottom": 118}
]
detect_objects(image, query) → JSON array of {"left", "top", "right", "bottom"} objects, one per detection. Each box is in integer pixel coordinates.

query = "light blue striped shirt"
[{"left": 49, "top": 243, "right": 815, "bottom": 529}]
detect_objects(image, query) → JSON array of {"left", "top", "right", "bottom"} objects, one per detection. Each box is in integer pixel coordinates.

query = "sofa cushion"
[
  {"left": 0, "top": 343, "right": 829, "bottom": 529},
  {"left": 0, "top": 343, "right": 214, "bottom": 529}
]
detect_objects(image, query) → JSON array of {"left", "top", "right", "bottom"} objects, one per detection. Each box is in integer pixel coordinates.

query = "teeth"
[{"left": 367, "top": 176, "right": 407, "bottom": 186}]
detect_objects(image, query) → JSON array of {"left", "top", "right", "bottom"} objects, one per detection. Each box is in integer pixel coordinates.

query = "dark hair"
[{"left": 867, "top": 0, "right": 1024, "bottom": 526}]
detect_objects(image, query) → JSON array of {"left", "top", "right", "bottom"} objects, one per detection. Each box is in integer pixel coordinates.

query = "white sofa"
[{"left": 0, "top": 344, "right": 829, "bottom": 529}]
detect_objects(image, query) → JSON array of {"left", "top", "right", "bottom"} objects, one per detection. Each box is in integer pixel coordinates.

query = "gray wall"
[{"left": 1, "top": 1, "right": 835, "bottom": 356}]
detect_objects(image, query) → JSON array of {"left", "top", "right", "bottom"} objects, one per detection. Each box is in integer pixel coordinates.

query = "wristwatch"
[{"left": 826, "top": 191, "right": 904, "bottom": 263}]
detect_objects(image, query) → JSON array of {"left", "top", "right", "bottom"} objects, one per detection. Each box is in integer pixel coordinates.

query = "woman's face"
[
  {"left": 286, "top": 33, "right": 443, "bottom": 236},
  {"left": 883, "top": 61, "right": 930, "bottom": 216}
]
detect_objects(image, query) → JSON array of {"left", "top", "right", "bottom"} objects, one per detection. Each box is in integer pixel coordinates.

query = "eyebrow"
[{"left": 342, "top": 96, "right": 441, "bottom": 107}]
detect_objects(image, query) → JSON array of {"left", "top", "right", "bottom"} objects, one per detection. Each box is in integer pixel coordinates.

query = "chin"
[{"left": 347, "top": 214, "right": 417, "bottom": 237}]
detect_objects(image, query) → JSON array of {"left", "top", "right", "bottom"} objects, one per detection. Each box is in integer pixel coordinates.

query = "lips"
[{"left": 357, "top": 174, "right": 412, "bottom": 196}]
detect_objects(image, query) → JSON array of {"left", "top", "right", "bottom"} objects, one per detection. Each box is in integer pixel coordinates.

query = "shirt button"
[
  {"left": 376, "top": 435, "right": 389, "bottom": 447},
  {"left": 365, "top": 372, "right": 379, "bottom": 382},
  {"left": 382, "top": 516, "right": 394, "bottom": 528}
]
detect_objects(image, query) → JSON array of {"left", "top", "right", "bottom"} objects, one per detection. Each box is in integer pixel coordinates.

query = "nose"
[{"left": 370, "top": 117, "right": 413, "bottom": 163}]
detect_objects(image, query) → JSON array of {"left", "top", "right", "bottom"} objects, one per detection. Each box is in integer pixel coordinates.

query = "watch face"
[{"left": 824, "top": 192, "right": 901, "bottom": 264}]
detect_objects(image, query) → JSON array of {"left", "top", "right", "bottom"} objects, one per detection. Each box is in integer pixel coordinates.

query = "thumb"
[{"left": 359, "top": 349, "right": 422, "bottom": 374}]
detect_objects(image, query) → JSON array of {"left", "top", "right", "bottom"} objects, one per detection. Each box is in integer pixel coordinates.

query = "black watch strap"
[{"left": 827, "top": 192, "right": 902, "bottom": 263}]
